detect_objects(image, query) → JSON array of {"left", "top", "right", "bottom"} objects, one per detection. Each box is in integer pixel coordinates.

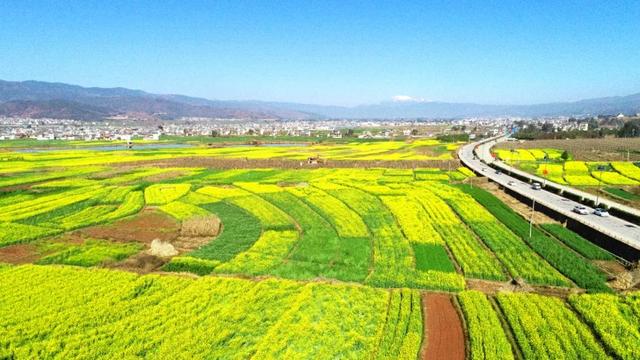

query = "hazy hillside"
[
  {"left": 0, "top": 80, "right": 313, "bottom": 120},
  {"left": 0, "top": 79, "right": 639, "bottom": 120}
]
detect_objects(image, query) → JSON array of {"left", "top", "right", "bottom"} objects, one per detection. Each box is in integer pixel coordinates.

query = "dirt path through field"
[
  {"left": 0, "top": 244, "right": 40, "bottom": 264},
  {"left": 421, "top": 293, "right": 465, "bottom": 360}
]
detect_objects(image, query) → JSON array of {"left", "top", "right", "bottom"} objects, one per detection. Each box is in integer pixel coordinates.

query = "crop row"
[
  {"left": 288, "top": 185, "right": 369, "bottom": 238},
  {"left": 262, "top": 191, "right": 369, "bottom": 282},
  {"left": 0, "top": 222, "right": 62, "bottom": 247},
  {"left": 158, "top": 201, "right": 210, "bottom": 220},
  {"left": 569, "top": 293, "right": 640, "bottom": 359},
  {"left": 458, "top": 291, "right": 514, "bottom": 360},
  {"left": 0, "top": 186, "right": 103, "bottom": 222},
  {"left": 591, "top": 170, "right": 639, "bottom": 185},
  {"left": 611, "top": 161, "right": 640, "bottom": 181},
  {"left": 541, "top": 224, "right": 614, "bottom": 261},
  {"left": 436, "top": 187, "right": 568, "bottom": 286},
  {"left": 380, "top": 195, "right": 444, "bottom": 245},
  {"left": 413, "top": 188, "right": 506, "bottom": 281},
  {"left": 376, "top": 289, "right": 423, "bottom": 359},
  {"left": 0, "top": 265, "right": 420, "bottom": 359},
  {"left": 464, "top": 187, "right": 610, "bottom": 292},
  {"left": 328, "top": 186, "right": 465, "bottom": 291},
  {"left": 496, "top": 292, "right": 608, "bottom": 359},
  {"left": 144, "top": 183, "right": 191, "bottom": 205}
]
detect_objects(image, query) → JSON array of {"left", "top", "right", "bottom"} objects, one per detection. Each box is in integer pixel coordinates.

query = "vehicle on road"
[
  {"left": 531, "top": 182, "right": 542, "bottom": 190},
  {"left": 593, "top": 208, "right": 610, "bottom": 217},
  {"left": 507, "top": 181, "right": 516, "bottom": 186},
  {"left": 573, "top": 205, "right": 589, "bottom": 215},
  {"left": 495, "top": 170, "right": 501, "bottom": 175}
]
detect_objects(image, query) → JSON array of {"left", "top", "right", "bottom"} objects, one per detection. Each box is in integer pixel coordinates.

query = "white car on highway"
[
  {"left": 593, "top": 208, "right": 610, "bottom": 217},
  {"left": 572, "top": 205, "right": 589, "bottom": 215}
]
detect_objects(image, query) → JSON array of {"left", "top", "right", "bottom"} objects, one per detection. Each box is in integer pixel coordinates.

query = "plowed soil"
[
  {"left": 0, "top": 244, "right": 40, "bottom": 264},
  {"left": 422, "top": 293, "right": 465, "bottom": 360},
  {"left": 80, "top": 209, "right": 180, "bottom": 244}
]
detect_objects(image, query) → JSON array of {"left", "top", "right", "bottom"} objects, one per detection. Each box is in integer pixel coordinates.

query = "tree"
[
  {"left": 342, "top": 128, "right": 355, "bottom": 137},
  {"left": 410, "top": 129, "right": 418, "bottom": 136},
  {"left": 618, "top": 119, "right": 640, "bottom": 137},
  {"left": 561, "top": 150, "right": 570, "bottom": 160},
  {"left": 541, "top": 122, "right": 554, "bottom": 133}
]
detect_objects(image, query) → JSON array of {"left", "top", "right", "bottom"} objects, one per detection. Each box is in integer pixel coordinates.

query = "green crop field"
[{"left": 0, "top": 142, "right": 633, "bottom": 359}]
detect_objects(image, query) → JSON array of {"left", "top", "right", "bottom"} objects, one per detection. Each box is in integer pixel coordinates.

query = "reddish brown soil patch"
[
  {"left": 0, "top": 183, "right": 33, "bottom": 192},
  {"left": 466, "top": 279, "right": 513, "bottom": 295},
  {"left": 422, "top": 293, "right": 465, "bottom": 360},
  {"left": 596, "top": 260, "right": 627, "bottom": 277},
  {"left": 48, "top": 232, "right": 86, "bottom": 245},
  {"left": 0, "top": 244, "right": 40, "bottom": 264},
  {"left": 89, "top": 167, "right": 135, "bottom": 180},
  {"left": 144, "top": 170, "right": 189, "bottom": 182},
  {"left": 466, "top": 279, "right": 583, "bottom": 298},
  {"left": 80, "top": 209, "right": 180, "bottom": 244}
]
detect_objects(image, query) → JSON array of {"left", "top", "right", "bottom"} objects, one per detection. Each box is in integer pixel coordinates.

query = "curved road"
[{"left": 459, "top": 136, "right": 640, "bottom": 255}]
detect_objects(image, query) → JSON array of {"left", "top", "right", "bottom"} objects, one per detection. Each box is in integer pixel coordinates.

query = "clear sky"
[{"left": 1, "top": 1, "right": 639, "bottom": 106}]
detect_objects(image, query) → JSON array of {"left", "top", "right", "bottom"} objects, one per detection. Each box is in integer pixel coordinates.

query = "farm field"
[
  {"left": 0, "top": 142, "right": 634, "bottom": 359},
  {"left": 492, "top": 144, "right": 640, "bottom": 208},
  {"left": 495, "top": 137, "right": 640, "bottom": 162},
  {"left": 494, "top": 148, "right": 640, "bottom": 186},
  {"left": 0, "top": 138, "right": 460, "bottom": 171}
]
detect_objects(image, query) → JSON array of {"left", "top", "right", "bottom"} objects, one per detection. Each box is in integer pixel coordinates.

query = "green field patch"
[
  {"left": 412, "top": 243, "right": 455, "bottom": 273},
  {"left": 36, "top": 239, "right": 142, "bottom": 267},
  {"left": 0, "top": 222, "right": 62, "bottom": 247},
  {"left": 604, "top": 187, "right": 640, "bottom": 201},
  {"left": 264, "top": 191, "right": 370, "bottom": 282},
  {"left": 188, "top": 202, "right": 262, "bottom": 262},
  {"left": 541, "top": 224, "right": 614, "bottom": 261},
  {"left": 162, "top": 256, "right": 220, "bottom": 275}
]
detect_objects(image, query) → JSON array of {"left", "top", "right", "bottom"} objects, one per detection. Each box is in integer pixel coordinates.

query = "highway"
[{"left": 458, "top": 136, "right": 640, "bottom": 255}]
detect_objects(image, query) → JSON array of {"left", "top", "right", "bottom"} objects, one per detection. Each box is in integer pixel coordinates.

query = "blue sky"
[{"left": 1, "top": 1, "right": 639, "bottom": 106}]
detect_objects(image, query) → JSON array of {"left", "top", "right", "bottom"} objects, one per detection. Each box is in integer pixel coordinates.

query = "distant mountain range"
[{"left": 1, "top": 79, "right": 639, "bottom": 120}]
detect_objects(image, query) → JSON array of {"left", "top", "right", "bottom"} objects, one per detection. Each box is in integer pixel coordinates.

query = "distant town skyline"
[{"left": 1, "top": 1, "right": 639, "bottom": 106}]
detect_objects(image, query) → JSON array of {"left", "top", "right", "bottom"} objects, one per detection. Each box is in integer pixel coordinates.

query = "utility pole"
[
  {"left": 630, "top": 128, "right": 637, "bottom": 161},
  {"left": 529, "top": 199, "right": 536, "bottom": 239},
  {"left": 595, "top": 165, "right": 605, "bottom": 207}
]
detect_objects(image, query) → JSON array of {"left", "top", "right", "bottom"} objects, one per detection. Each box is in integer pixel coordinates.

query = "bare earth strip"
[{"left": 422, "top": 293, "right": 465, "bottom": 360}]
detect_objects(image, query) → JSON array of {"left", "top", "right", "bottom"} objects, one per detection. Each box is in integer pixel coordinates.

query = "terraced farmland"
[{"left": 0, "top": 144, "right": 633, "bottom": 359}]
